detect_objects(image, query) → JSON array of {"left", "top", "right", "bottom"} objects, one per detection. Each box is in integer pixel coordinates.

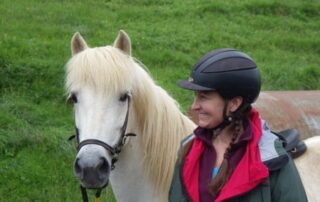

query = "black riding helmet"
[
  {"left": 178, "top": 48, "right": 261, "bottom": 107},
  {"left": 178, "top": 48, "right": 261, "bottom": 130}
]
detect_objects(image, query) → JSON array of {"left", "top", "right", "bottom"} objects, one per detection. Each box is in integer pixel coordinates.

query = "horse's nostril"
[
  {"left": 74, "top": 158, "right": 83, "bottom": 178},
  {"left": 97, "top": 157, "right": 109, "bottom": 175}
]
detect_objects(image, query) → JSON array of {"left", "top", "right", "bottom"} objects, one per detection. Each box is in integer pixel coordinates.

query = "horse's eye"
[
  {"left": 68, "top": 93, "right": 78, "bottom": 104},
  {"left": 119, "top": 93, "right": 129, "bottom": 102}
]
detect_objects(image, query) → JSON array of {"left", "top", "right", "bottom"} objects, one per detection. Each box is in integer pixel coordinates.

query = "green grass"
[{"left": 0, "top": 0, "right": 319, "bottom": 201}]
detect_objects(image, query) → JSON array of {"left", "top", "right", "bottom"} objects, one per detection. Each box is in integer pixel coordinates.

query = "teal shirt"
[{"left": 211, "top": 167, "right": 220, "bottom": 178}]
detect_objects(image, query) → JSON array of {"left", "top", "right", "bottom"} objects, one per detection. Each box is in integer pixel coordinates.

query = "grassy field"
[{"left": 0, "top": 0, "right": 319, "bottom": 201}]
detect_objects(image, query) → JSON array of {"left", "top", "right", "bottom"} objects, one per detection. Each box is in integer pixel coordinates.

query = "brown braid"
[{"left": 208, "top": 118, "right": 242, "bottom": 197}]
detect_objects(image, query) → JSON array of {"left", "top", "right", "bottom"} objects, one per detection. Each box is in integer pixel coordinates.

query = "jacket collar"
[
  {"left": 215, "top": 109, "right": 269, "bottom": 201},
  {"left": 180, "top": 109, "right": 270, "bottom": 202}
]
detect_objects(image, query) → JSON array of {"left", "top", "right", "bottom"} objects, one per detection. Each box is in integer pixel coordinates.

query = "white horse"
[
  {"left": 294, "top": 136, "right": 320, "bottom": 202},
  {"left": 65, "top": 30, "right": 319, "bottom": 201},
  {"left": 66, "top": 30, "right": 195, "bottom": 201}
]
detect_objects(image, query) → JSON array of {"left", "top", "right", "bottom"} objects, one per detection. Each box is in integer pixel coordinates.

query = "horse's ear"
[
  {"left": 71, "top": 32, "right": 88, "bottom": 56},
  {"left": 114, "top": 30, "right": 131, "bottom": 55}
]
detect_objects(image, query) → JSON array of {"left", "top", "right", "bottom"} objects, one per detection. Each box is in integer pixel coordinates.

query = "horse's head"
[{"left": 65, "top": 30, "right": 135, "bottom": 189}]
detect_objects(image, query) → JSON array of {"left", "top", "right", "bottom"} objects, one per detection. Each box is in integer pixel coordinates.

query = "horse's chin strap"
[{"left": 69, "top": 95, "right": 136, "bottom": 202}]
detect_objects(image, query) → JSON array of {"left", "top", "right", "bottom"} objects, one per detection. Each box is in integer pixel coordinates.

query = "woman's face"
[{"left": 191, "top": 91, "right": 226, "bottom": 129}]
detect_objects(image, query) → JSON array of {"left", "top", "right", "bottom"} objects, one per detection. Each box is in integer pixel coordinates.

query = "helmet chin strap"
[
  {"left": 211, "top": 99, "right": 251, "bottom": 137},
  {"left": 211, "top": 100, "right": 233, "bottom": 134}
]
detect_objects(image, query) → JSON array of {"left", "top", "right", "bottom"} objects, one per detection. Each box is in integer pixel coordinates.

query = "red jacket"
[{"left": 182, "top": 109, "right": 269, "bottom": 202}]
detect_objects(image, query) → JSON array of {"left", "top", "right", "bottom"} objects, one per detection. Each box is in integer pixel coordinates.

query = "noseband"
[{"left": 69, "top": 95, "right": 136, "bottom": 202}]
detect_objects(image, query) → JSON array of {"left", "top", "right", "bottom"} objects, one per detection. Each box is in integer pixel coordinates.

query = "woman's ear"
[{"left": 228, "top": 96, "right": 243, "bottom": 113}]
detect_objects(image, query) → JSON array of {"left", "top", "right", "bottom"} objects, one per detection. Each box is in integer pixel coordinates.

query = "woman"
[{"left": 169, "top": 49, "right": 307, "bottom": 202}]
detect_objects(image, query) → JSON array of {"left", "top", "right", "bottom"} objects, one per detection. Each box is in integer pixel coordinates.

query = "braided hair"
[{"left": 208, "top": 107, "right": 250, "bottom": 197}]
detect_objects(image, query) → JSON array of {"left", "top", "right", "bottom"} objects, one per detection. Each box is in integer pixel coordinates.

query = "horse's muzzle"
[{"left": 74, "top": 156, "right": 110, "bottom": 189}]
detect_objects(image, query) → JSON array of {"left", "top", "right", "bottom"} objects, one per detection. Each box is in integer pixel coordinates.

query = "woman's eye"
[
  {"left": 119, "top": 93, "right": 129, "bottom": 102},
  {"left": 68, "top": 93, "right": 78, "bottom": 104},
  {"left": 202, "top": 95, "right": 209, "bottom": 99},
  {"left": 197, "top": 94, "right": 206, "bottom": 100}
]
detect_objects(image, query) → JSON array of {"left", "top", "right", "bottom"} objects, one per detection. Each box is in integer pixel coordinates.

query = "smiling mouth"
[{"left": 198, "top": 112, "right": 209, "bottom": 117}]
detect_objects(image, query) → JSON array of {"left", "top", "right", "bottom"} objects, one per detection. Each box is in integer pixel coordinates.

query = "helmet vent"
[{"left": 202, "top": 57, "right": 256, "bottom": 73}]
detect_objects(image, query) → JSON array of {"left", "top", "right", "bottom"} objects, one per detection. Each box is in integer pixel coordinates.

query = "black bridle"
[{"left": 69, "top": 95, "right": 136, "bottom": 202}]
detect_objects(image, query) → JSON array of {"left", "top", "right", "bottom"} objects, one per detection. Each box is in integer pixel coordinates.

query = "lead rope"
[
  {"left": 80, "top": 185, "right": 102, "bottom": 202},
  {"left": 80, "top": 186, "right": 89, "bottom": 202},
  {"left": 94, "top": 188, "right": 102, "bottom": 202}
]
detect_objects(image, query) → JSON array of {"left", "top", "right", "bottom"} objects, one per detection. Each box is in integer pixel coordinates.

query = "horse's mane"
[
  {"left": 66, "top": 46, "right": 195, "bottom": 193},
  {"left": 131, "top": 61, "right": 196, "bottom": 192}
]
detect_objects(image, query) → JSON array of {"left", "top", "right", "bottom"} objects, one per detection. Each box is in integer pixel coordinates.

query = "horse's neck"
[
  {"left": 109, "top": 73, "right": 194, "bottom": 201},
  {"left": 109, "top": 136, "right": 165, "bottom": 202}
]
